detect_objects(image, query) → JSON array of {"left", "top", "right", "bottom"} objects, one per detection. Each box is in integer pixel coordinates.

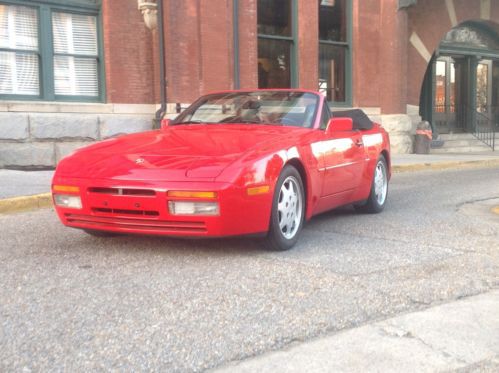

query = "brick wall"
[
  {"left": 238, "top": 0, "right": 259, "bottom": 89},
  {"left": 164, "top": 0, "right": 237, "bottom": 103},
  {"left": 102, "top": 0, "right": 155, "bottom": 104},
  {"left": 81, "top": 1, "right": 499, "bottom": 110},
  {"left": 352, "top": 0, "right": 381, "bottom": 108},
  {"left": 297, "top": 0, "right": 319, "bottom": 91}
]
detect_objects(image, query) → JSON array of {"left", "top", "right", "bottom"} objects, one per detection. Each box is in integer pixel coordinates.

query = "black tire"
[
  {"left": 264, "top": 165, "right": 305, "bottom": 251},
  {"left": 354, "top": 155, "right": 388, "bottom": 214},
  {"left": 83, "top": 229, "right": 120, "bottom": 237}
]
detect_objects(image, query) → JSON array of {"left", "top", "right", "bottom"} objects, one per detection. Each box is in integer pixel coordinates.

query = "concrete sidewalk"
[
  {"left": 213, "top": 290, "right": 499, "bottom": 373},
  {"left": 391, "top": 151, "right": 499, "bottom": 172},
  {"left": 0, "top": 152, "right": 498, "bottom": 213},
  {"left": 0, "top": 169, "right": 54, "bottom": 199}
]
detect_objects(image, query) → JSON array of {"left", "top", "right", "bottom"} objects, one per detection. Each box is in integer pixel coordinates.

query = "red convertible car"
[{"left": 52, "top": 90, "right": 390, "bottom": 250}]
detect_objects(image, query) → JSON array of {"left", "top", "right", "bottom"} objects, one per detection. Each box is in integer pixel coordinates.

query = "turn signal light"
[
  {"left": 167, "top": 191, "right": 217, "bottom": 199},
  {"left": 247, "top": 185, "right": 270, "bottom": 196},
  {"left": 53, "top": 185, "right": 80, "bottom": 193}
]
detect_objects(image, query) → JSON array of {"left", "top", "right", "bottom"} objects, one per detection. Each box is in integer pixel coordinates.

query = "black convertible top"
[{"left": 332, "top": 109, "right": 374, "bottom": 130}]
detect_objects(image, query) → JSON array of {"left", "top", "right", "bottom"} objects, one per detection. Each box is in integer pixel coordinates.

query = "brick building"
[{"left": 1, "top": 0, "right": 498, "bottom": 168}]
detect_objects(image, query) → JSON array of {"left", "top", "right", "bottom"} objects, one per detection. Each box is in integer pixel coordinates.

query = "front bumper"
[{"left": 52, "top": 176, "right": 273, "bottom": 237}]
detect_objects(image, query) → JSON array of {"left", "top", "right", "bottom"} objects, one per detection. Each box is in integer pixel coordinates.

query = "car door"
[{"left": 319, "top": 107, "right": 366, "bottom": 197}]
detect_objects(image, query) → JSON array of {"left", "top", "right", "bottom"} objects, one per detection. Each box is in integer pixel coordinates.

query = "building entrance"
[{"left": 420, "top": 21, "right": 499, "bottom": 140}]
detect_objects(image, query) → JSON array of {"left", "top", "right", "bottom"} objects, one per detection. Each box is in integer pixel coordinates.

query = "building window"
[
  {"left": 318, "top": 0, "right": 349, "bottom": 103},
  {"left": 0, "top": 1, "right": 102, "bottom": 101},
  {"left": 257, "top": 0, "right": 295, "bottom": 88},
  {"left": 52, "top": 12, "right": 98, "bottom": 96},
  {"left": 0, "top": 4, "right": 39, "bottom": 95}
]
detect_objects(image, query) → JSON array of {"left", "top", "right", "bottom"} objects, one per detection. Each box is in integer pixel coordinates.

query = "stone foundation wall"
[
  {"left": 0, "top": 103, "right": 157, "bottom": 169},
  {"left": 367, "top": 114, "right": 417, "bottom": 154}
]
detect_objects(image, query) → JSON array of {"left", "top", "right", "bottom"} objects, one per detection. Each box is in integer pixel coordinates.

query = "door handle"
[{"left": 355, "top": 139, "right": 363, "bottom": 147}]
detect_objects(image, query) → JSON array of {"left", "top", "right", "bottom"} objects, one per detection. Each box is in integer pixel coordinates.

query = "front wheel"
[
  {"left": 355, "top": 155, "right": 388, "bottom": 214},
  {"left": 264, "top": 165, "right": 305, "bottom": 251}
]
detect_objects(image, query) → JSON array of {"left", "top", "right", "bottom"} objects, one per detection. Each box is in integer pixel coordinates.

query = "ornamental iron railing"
[{"left": 473, "top": 108, "right": 496, "bottom": 151}]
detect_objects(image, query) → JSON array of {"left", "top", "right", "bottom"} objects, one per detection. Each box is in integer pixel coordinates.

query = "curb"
[
  {"left": 0, "top": 193, "right": 52, "bottom": 215},
  {"left": 392, "top": 158, "right": 499, "bottom": 173}
]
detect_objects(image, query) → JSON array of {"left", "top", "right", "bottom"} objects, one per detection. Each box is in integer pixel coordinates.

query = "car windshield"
[{"left": 173, "top": 91, "right": 319, "bottom": 128}]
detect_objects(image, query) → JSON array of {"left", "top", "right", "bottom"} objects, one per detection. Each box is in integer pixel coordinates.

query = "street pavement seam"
[{"left": 211, "top": 289, "right": 499, "bottom": 373}]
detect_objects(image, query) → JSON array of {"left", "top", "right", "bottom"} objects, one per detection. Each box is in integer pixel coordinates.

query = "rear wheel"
[
  {"left": 355, "top": 155, "right": 388, "bottom": 213},
  {"left": 264, "top": 165, "right": 305, "bottom": 251}
]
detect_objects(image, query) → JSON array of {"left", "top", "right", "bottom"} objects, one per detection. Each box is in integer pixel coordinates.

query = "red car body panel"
[{"left": 52, "top": 90, "right": 390, "bottom": 238}]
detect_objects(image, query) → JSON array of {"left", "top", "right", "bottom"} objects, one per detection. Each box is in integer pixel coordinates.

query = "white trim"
[
  {"left": 445, "top": 0, "right": 458, "bottom": 28},
  {"left": 0, "top": 101, "right": 156, "bottom": 114},
  {"left": 409, "top": 32, "right": 431, "bottom": 63},
  {"left": 480, "top": 0, "right": 491, "bottom": 20},
  {"left": 406, "top": 104, "right": 420, "bottom": 116}
]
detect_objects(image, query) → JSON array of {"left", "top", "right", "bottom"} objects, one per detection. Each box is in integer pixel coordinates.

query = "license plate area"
[{"left": 87, "top": 194, "right": 160, "bottom": 214}]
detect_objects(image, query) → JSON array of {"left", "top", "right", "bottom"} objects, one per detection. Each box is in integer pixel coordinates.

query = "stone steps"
[
  {"left": 431, "top": 133, "right": 494, "bottom": 153},
  {"left": 431, "top": 145, "right": 493, "bottom": 153}
]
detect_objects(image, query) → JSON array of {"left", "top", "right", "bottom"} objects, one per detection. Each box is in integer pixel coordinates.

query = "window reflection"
[
  {"left": 258, "top": 39, "right": 291, "bottom": 88},
  {"left": 318, "top": 0, "right": 348, "bottom": 103},
  {"left": 257, "top": 0, "right": 294, "bottom": 88},
  {"left": 318, "top": 44, "right": 345, "bottom": 102},
  {"left": 319, "top": 0, "right": 346, "bottom": 42},
  {"left": 434, "top": 60, "right": 446, "bottom": 112},
  {"left": 476, "top": 63, "right": 488, "bottom": 113},
  {"left": 257, "top": 0, "right": 292, "bottom": 37},
  {"left": 449, "top": 62, "right": 455, "bottom": 113}
]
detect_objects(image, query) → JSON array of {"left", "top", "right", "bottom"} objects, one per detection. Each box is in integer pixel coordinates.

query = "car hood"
[{"left": 56, "top": 124, "right": 309, "bottom": 182}]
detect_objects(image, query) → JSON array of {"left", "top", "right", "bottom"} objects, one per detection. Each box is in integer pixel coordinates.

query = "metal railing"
[
  {"left": 432, "top": 104, "right": 496, "bottom": 151},
  {"left": 473, "top": 109, "right": 496, "bottom": 151}
]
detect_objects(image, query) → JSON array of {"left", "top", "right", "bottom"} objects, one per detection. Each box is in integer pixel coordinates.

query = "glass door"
[
  {"left": 493, "top": 61, "right": 499, "bottom": 128},
  {"left": 476, "top": 60, "right": 492, "bottom": 115},
  {"left": 433, "top": 57, "right": 457, "bottom": 133}
]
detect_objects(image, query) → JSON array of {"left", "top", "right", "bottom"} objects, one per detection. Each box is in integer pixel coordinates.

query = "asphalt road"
[{"left": 1, "top": 167, "right": 498, "bottom": 372}]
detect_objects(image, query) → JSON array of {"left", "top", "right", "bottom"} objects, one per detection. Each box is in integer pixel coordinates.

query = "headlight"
[
  {"left": 53, "top": 194, "right": 82, "bottom": 209},
  {"left": 168, "top": 201, "right": 219, "bottom": 216}
]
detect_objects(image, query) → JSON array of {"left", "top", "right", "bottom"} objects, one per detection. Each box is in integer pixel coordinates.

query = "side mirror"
[
  {"left": 160, "top": 118, "right": 171, "bottom": 130},
  {"left": 325, "top": 117, "right": 353, "bottom": 134}
]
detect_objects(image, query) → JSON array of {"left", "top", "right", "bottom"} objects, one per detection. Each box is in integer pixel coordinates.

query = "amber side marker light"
[
  {"left": 247, "top": 185, "right": 270, "bottom": 196},
  {"left": 167, "top": 191, "right": 217, "bottom": 199},
  {"left": 53, "top": 185, "right": 80, "bottom": 193}
]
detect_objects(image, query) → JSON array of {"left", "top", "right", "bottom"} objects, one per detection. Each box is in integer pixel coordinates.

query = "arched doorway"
[{"left": 420, "top": 21, "right": 499, "bottom": 139}]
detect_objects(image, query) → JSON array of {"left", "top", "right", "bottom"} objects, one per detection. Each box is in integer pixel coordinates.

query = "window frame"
[
  {"left": 0, "top": 0, "right": 105, "bottom": 102},
  {"left": 318, "top": 0, "right": 352, "bottom": 107},
  {"left": 257, "top": 0, "right": 298, "bottom": 88},
  {"left": 319, "top": 99, "right": 332, "bottom": 130}
]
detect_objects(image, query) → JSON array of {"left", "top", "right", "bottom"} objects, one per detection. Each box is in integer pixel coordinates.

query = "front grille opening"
[
  {"left": 92, "top": 208, "right": 159, "bottom": 216},
  {"left": 64, "top": 213, "right": 207, "bottom": 233},
  {"left": 88, "top": 187, "right": 156, "bottom": 196}
]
